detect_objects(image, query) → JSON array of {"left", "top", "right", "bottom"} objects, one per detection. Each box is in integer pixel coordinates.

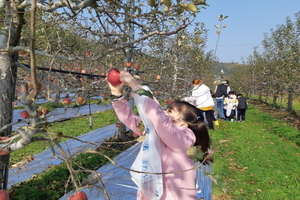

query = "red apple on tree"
[
  {"left": 0, "top": 190, "right": 9, "bottom": 200},
  {"left": 84, "top": 51, "right": 90, "bottom": 57},
  {"left": 27, "top": 82, "right": 33, "bottom": 88},
  {"left": 0, "top": 137, "right": 10, "bottom": 156},
  {"left": 107, "top": 68, "right": 122, "bottom": 86},
  {"left": 156, "top": 75, "right": 161, "bottom": 80},
  {"left": 63, "top": 98, "right": 72, "bottom": 105},
  {"left": 38, "top": 111, "right": 43, "bottom": 116},
  {"left": 69, "top": 191, "right": 88, "bottom": 200},
  {"left": 133, "top": 63, "right": 140, "bottom": 70},
  {"left": 124, "top": 60, "right": 132, "bottom": 67},
  {"left": 76, "top": 97, "right": 86, "bottom": 105},
  {"left": 21, "top": 110, "right": 30, "bottom": 119},
  {"left": 0, "top": 148, "right": 9, "bottom": 156}
]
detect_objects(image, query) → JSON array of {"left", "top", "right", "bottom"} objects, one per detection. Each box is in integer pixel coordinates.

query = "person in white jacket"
[{"left": 184, "top": 79, "right": 216, "bottom": 129}]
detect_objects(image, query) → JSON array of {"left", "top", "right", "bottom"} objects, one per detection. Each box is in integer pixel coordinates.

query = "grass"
[
  {"left": 211, "top": 104, "right": 300, "bottom": 199},
  {"left": 7, "top": 100, "right": 300, "bottom": 200},
  {"left": 10, "top": 107, "right": 118, "bottom": 165},
  {"left": 251, "top": 95, "right": 300, "bottom": 113}
]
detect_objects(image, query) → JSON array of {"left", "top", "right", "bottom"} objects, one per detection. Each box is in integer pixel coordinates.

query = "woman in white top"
[{"left": 184, "top": 79, "right": 216, "bottom": 129}]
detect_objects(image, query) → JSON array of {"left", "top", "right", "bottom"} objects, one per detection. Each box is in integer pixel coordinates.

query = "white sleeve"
[{"left": 227, "top": 86, "right": 231, "bottom": 93}]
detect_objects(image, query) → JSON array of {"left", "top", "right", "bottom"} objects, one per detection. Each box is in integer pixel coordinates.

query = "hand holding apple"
[{"left": 106, "top": 69, "right": 124, "bottom": 96}]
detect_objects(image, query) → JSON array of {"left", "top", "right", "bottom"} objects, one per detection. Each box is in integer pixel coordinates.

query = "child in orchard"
[
  {"left": 106, "top": 71, "right": 211, "bottom": 200},
  {"left": 236, "top": 94, "right": 248, "bottom": 122}
]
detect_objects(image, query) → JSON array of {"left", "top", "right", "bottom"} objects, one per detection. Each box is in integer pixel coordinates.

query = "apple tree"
[{"left": 0, "top": 0, "right": 209, "bottom": 190}]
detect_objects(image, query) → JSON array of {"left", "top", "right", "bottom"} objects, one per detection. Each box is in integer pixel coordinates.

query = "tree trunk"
[
  {"left": 272, "top": 94, "right": 278, "bottom": 108},
  {"left": 287, "top": 88, "right": 293, "bottom": 111},
  {"left": 0, "top": 1, "right": 24, "bottom": 189}
]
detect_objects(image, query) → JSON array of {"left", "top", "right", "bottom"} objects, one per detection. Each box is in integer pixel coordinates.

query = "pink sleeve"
[
  {"left": 145, "top": 98, "right": 195, "bottom": 151},
  {"left": 112, "top": 97, "right": 142, "bottom": 136}
]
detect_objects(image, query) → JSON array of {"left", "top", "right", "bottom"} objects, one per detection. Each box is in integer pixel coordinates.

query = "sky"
[{"left": 194, "top": 0, "right": 300, "bottom": 64}]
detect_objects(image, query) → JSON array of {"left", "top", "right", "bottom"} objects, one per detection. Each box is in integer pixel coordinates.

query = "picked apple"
[
  {"left": 0, "top": 190, "right": 9, "bottom": 200},
  {"left": 69, "top": 191, "right": 88, "bottom": 200},
  {"left": 107, "top": 68, "right": 122, "bottom": 86},
  {"left": 21, "top": 110, "right": 30, "bottom": 119}
]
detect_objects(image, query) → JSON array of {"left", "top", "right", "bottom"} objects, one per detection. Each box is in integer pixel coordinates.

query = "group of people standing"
[
  {"left": 215, "top": 80, "right": 248, "bottom": 122},
  {"left": 184, "top": 79, "right": 248, "bottom": 130}
]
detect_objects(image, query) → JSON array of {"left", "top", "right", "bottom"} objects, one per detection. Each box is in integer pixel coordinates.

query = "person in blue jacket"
[{"left": 214, "top": 80, "right": 230, "bottom": 120}]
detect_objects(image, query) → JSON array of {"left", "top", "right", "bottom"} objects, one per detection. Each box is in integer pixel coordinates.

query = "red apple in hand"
[
  {"left": 107, "top": 68, "right": 122, "bottom": 86},
  {"left": 0, "top": 190, "right": 9, "bottom": 200},
  {"left": 69, "top": 191, "right": 88, "bottom": 200},
  {"left": 21, "top": 110, "right": 30, "bottom": 119}
]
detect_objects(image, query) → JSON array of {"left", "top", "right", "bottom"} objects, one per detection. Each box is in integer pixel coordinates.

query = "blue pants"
[{"left": 216, "top": 98, "right": 225, "bottom": 119}]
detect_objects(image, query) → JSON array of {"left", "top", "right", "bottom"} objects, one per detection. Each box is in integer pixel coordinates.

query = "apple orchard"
[{"left": 1, "top": 0, "right": 300, "bottom": 199}]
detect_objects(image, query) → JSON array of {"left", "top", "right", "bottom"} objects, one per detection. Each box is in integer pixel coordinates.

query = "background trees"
[{"left": 222, "top": 12, "right": 299, "bottom": 112}]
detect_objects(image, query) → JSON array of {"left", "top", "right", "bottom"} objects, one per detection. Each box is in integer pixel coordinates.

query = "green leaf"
[
  {"left": 134, "top": 89, "right": 154, "bottom": 99},
  {"left": 180, "top": 3, "right": 198, "bottom": 13},
  {"left": 186, "top": 4, "right": 198, "bottom": 12},
  {"left": 161, "top": 0, "right": 172, "bottom": 9},
  {"left": 194, "top": 0, "right": 207, "bottom": 5},
  {"left": 148, "top": 0, "right": 156, "bottom": 7}
]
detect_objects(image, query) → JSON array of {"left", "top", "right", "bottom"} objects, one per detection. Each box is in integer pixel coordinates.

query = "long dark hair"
[{"left": 167, "top": 100, "right": 211, "bottom": 162}]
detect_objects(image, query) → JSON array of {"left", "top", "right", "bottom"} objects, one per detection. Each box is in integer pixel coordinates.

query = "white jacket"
[{"left": 184, "top": 84, "right": 215, "bottom": 110}]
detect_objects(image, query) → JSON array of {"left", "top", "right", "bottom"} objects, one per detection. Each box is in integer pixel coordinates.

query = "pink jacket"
[{"left": 113, "top": 96, "right": 197, "bottom": 200}]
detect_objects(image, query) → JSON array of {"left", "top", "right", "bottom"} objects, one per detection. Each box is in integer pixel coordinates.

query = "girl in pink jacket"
[{"left": 107, "top": 71, "right": 211, "bottom": 200}]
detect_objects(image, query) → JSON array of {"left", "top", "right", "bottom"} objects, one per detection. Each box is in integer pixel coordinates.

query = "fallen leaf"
[{"left": 240, "top": 167, "right": 248, "bottom": 172}]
